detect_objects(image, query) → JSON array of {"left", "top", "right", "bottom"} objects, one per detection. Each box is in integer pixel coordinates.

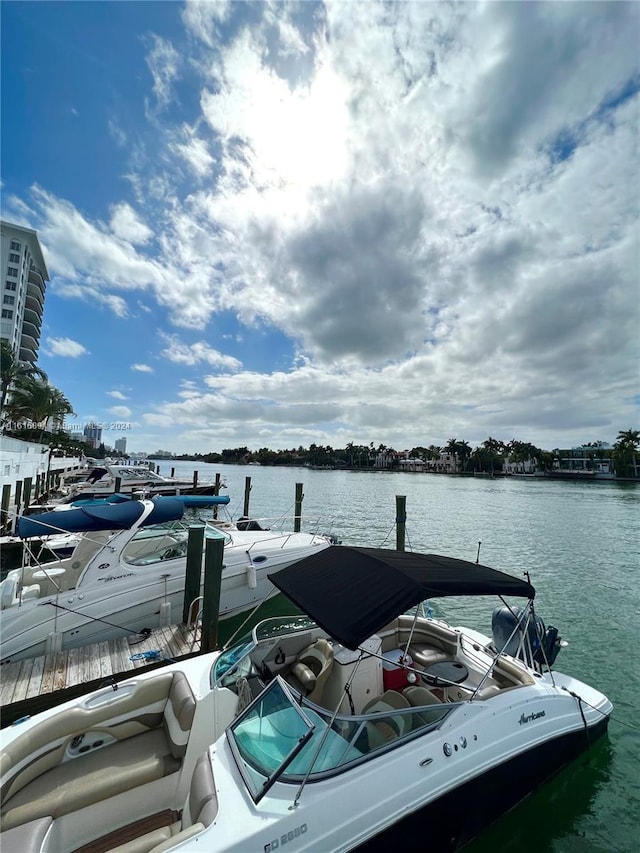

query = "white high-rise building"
[
  {"left": 0, "top": 221, "right": 49, "bottom": 364},
  {"left": 115, "top": 437, "right": 127, "bottom": 454}
]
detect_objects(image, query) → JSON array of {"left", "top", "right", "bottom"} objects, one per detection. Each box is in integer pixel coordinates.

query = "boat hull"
[{"left": 355, "top": 714, "right": 610, "bottom": 852}]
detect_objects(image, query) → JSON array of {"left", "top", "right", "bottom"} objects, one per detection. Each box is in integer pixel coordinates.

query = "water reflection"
[{"left": 467, "top": 736, "right": 614, "bottom": 853}]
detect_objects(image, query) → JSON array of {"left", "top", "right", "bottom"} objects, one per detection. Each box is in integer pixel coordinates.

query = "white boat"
[
  {"left": 57, "top": 463, "right": 215, "bottom": 500},
  {"left": 0, "top": 496, "right": 333, "bottom": 663},
  {"left": 0, "top": 547, "right": 612, "bottom": 853}
]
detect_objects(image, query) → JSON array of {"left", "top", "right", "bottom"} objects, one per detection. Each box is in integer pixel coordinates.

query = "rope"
[
  {"left": 564, "top": 687, "right": 640, "bottom": 732},
  {"left": 129, "top": 649, "right": 176, "bottom": 663},
  {"left": 47, "top": 601, "right": 152, "bottom": 637}
]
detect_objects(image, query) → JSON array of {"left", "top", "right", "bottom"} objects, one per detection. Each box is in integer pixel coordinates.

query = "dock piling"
[
  {"left": 243, "top": 477, "right": 252, "bottom": 518},
  {"left": 182, "top": 525, "right": 205, "bottom": 625},
  {"left": 395, "top": 495, "right": 406, "bottom": 552},
  {"left": 294, "top": 483, "right": 304, "bottom": 533},
  {"left": 201, "top": 537, "right": 224, "bottom": 654}
]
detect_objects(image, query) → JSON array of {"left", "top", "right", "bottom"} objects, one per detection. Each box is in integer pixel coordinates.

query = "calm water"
[{"left": 167, "top": 461, "right": 639, "bottom": 852}]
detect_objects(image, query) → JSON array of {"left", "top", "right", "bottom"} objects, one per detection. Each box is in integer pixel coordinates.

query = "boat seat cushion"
[
  {"left": 1, "top": 728, "right": 179, "bottom": 831},
  {"left": 402, "top": 685, "right": 442, "bottom": 706},
  {"left": 407, "top": 644, "right": 450, "bottom": 669},
  {"left": 163, "top": 672, "right": 196, "bottom": 759},
  {"left": 0, "top": 815, "right": 52, "bottom": 853},
  {"left": 362, "top": 690, "right": 411, "bottom": 747}
]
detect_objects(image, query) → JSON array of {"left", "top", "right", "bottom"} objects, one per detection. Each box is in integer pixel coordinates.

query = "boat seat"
[
  {"left": 472, "top": 684, "right": 501, "bottom": 700},
  {"left": 402, "top": 685, "right": 442, "bottom": 706},
  {"left": 1, "top": 672, "right": 196, "bottom": 832},
  {"left": 362, "top": 690, "right": 411, "bottom": 748},
  {"left": 20, "top": 584, "right": 41, "bottom": 602},
  {"left": 0, "top": 815, "right": 52, "bottom": 853},
  {"left": 407, "top": 644, "right": 450, "bottom": 669},
  {"left": 292, "top": 639, "right": 334, "bottom": 705},
  {"left": 145, "top": 752, "right": 218, "bottom": 853}
]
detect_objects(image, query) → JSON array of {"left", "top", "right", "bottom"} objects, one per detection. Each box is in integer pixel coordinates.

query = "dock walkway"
[{"left": 0, "top": 623, "right": 201, "bottom": 727}]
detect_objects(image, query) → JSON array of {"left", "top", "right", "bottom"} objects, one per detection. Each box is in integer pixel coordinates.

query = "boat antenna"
[{"left": 475, "top": 541, "right": 482, "bottom": 564}]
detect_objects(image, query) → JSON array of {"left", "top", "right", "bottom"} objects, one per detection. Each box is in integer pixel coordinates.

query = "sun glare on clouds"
[{"left": 4, "top": 1, "right": 638, "bottom": 452}]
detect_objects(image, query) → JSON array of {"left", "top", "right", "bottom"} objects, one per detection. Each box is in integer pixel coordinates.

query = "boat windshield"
[
  {"left": 210, "top": 616, "right": 316, "bottom": 686},
  {"left": 123, "top": 524, "right": 230, "bottom": 566},
  {"left": 228, "top": 676, "right": 453, "bottom": 803}
]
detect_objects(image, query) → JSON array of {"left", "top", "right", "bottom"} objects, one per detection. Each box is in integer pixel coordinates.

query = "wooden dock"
[{"left": 0, "top": 623, "right": 201, "bottom": 727}]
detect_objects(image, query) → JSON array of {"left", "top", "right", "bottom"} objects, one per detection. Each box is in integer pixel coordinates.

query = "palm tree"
[
  {"left": 4, "top": 378, "right": 75, "bottom": 441},
  {"left": 0, "top": 340, "right": 48, "bottom": 417},
  {"left": 613, "top": 429, "right": 640, "bottom": 478}
]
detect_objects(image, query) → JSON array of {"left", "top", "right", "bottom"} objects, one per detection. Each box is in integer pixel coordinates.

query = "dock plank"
[
  {"left": 64, "top": 648, "right": 82, "bottom": 688},
  {"left": 25, "top": 654, "right": 45, "bottom": 699},
  {"left": 1, "top": 622, "right": 202, "bottom": 722},
  {"left": 11, "top": 659, "right": 35, "bottom": 703},
  {"left": 0, "top": 661, "right": 22, "bottom": 706},
  {"left": 40, "top": 652, "right": 58, "bottom": 696},
  {"left": 98, "top": 642, "right": 113, "bottom": 679},
  {"left": 52, "top": 650, "right": 68, "bottom": 692}
]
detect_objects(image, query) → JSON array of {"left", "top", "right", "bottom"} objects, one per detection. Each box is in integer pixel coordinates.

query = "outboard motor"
[{"left": 491, "top": 606, "right": 562, "bottom": 670}]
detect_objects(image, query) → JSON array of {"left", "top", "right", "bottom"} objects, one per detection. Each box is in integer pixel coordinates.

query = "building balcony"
[
  {"left": 28, "top": 267, "right": 46, "bottom": 296},
  {"left": 19, "top": 341, "right": 38, "bottom": 363},
  {"left": 21, "top": 320, "right": 41, "bottom": 344},
  {"left": 23, "top": 307, "right": 42, "bottom": 330},
  {"left": 26, "top": 283, "right": 45, "bottom": 311}
]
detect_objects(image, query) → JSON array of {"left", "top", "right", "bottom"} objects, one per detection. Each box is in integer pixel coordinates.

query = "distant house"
[
  {"left": 426, "top": 451, "right": 461, "bottom": 474},
  {"left": 553, "top": 444, "right": 613, "bottom": 475}
]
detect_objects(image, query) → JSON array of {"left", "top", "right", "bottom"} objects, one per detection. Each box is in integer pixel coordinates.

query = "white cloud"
[
  {"left": 55, "top": 283, "right": 129, "bottom": 318},
  {"left": 109, "top": 202, "right": 153, "bottom": 245},
  {"left": 160, "top": 333, "right": 242, "bottom": 371},
  {"left": 45, "top": 337, "right": 88, "bottom": 357},
  {"left": 107, "top": 390, "right": 129, "bottom": 400},
  {"left": 131, "top": 363, "right": 154, "bottom": 373},
  {"left": 11, "top": 1, "right": 639, "bottom": 450},
  {"left": 145, "top": 34, "right": 180, "bottom": 109},
  {"left": 109, "top": 405, "right": 132, "bottom": 418},
  {"left": 169, "top": 125, "right": 215, "bottom": 178}
]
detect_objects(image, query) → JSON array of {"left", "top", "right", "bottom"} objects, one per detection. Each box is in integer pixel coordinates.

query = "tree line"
[{"left": 165, "top": 432, "right": 640, "bottom": 478}]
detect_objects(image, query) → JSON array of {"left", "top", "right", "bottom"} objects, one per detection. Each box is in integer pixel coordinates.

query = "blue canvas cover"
[{"left": 16, "top": 497, "right": 186, "bottom": 539}]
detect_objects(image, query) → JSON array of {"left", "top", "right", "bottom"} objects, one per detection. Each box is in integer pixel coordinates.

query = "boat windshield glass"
[
  {"left": 211, "top": 633, "right": 256, "bottom": 685},
  {"left": 228, "top": 676, "right": 454, "bottom": 803},
  {"left": 122, "top": 523, "right": 230, "bottom": 566},
  {"left": 228, "top": 678, "right": 315, "bottom": 803}
]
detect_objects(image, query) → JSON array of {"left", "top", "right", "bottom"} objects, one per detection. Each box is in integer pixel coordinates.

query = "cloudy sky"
[{"left": 2, "top": 1, "right": 638, "bottom": 454}]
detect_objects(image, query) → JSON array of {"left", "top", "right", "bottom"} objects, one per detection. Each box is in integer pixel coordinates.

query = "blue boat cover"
[
  {"left": 174, "top": 495, "right": 230, "bottom": 507},
  {"left": 16, "top": 497, "right": 187, "bottom": 539},
  {"left": 70, "top": 493, "right": 132, "bottom": 506}
]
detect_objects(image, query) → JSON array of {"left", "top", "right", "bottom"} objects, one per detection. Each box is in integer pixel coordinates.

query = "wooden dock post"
[
  {"left": 192, "top": 470, "right": 199, "bottom": 491},
  {"left": 171, "top": 467, "right": 175, "bottom": 477},
  {"left": 201, "top": 537, "right": 224, "bottom": 654},
  {"left": 14, "top": 480, "right": 23, "bottom": 516},
  {"left": 182, "top": 525, "right": 205, "bottom": 625},
  {"left": 1, "top": 484, "right": 11, "bottom": 533},
  {"left": 294, "top": 483, "right": 304, "bottom": 533},
  {"left": 395, "top": 495, "right": 406, "bottom": 552},
  {"left": 23, "top": 477, "right": 33, "bottom": 511},
  {"left": 243, "top": 477, "right": 252, "bottom": 517},
  {"left": 214, "top": 473, "right": 222, "bottom": 519},
  {"left": 114, "top": 476, "right": 122, "bottom": 493}
]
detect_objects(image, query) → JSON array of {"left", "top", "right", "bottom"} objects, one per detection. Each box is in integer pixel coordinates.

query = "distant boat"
[{"left": 55, "top": 463, "right": 225, "bottom": 500}]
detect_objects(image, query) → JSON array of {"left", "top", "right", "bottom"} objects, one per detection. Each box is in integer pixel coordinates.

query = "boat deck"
[{"left": 0, "top": 623, "right": 201, "bottom": 726}]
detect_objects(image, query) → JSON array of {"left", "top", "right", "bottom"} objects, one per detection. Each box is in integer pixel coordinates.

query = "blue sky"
[{"left": 2, "top": 1, "right": 638, "bottom": 454}]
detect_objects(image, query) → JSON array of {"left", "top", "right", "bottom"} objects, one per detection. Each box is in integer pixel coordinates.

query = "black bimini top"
[{"left": 268, "top": 546, "right": 535, "bottom": 650}]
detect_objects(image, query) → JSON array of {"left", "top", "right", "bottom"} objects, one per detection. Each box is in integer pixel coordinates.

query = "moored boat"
[
  {"left": 0, "top": 546, "right": 612, "bottom": 852},
  {"left": 0, "top": 496, "right": 333, "bottom": 663}
]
